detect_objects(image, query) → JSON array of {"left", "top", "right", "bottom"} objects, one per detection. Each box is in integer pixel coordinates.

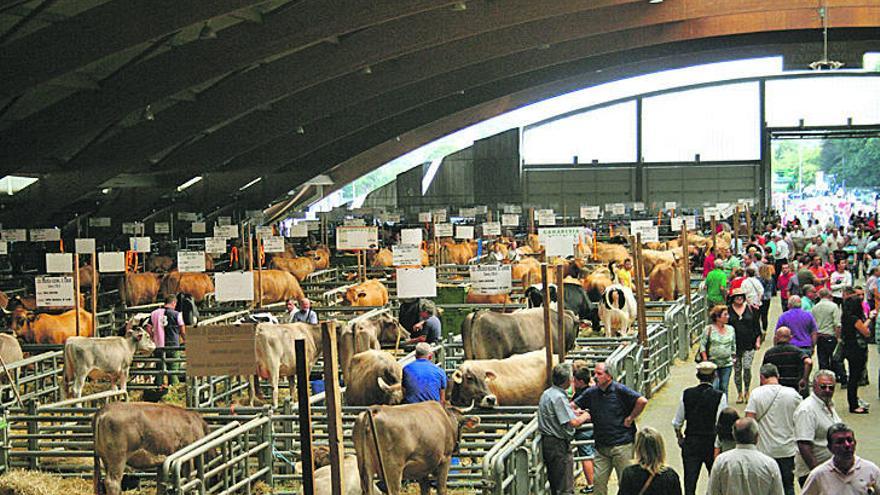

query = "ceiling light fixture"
[
  {"left": 239, "top": 177, "right": 262, "bottom": 191},
  {"left": 809, "top": 4, "right": 844, "bottom": 70},
  {"left": 296, "top": 126, "right": 305, "bottom": 135},
  {"left": 101, "top": 188, "right": 111, "bottom": 195},
  {"left": 537, "top": 43, "right": 551, "bottom": 50},
  {"left": 361, "top": 66, "right": 373, "bottom": 75},
  {"left": 142, "top": 105, "right": 155, "bottom": 121},
  {"left": 451, "top": 2, "right": 467, "bottom": 11},
  {"left": 648, "top": 0, "right": 663, "bottom": 3},
  {"left": 176, "top": 176, "right": 203, "bottom": 192},
  {"left": 199, "top": 22, "right": 218, "bottom": 40}
]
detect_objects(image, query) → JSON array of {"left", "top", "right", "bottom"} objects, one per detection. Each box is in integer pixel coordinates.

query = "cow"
[
  {"left": 93, "top": 402, "right": 210, "bottom": 495},
  {"left": 307, "top": 246, "right": 331, "bottom": 270},
  {"left": 254, "top": 269, "right": 304, "bottom": 305},
  {"left": 339, "top": 313, "right": 409, "bottom": 381},
  {"left": 160, "top": 272, "right": 214, "bottom": 302},
  {"left": 446, "top": 349, "right": 554, "bottom": 408},
  {"left": 354, "top": 402, "right": 479, "bottom": 495},
  {"left": 465, "top": 291, "right": 512, "bottom": 304},
  {"left": 648, "top": 261, "right": 684, "bottom": 302},
  {"left": 525, "top": 280, "right": 597, "bottom": 329},
  {"left": 79, "top": 264, "right": 98, "bottom": 292},
  {"left": 250, "top": 322, "right": 319, "bottom": 407},
  {"left": 599, "top": 283, "right": 638, "bottom": 337},
  {"left": 591, "top": 241, "right": 630, "bottom": 264},
  {"left": 461, "top": 307, "right": 576, "bottom": 360},
  {"left": 0, "top": 333, "right": 23, "bottom": 367},
  {"left": 315, "top": 456, "right": 365, "bottom": 495},
  {"left": 344, "top": 280, "right": 388, "bottom": 307},
  {"left": 344, "top": 350, "right": 404, "bottom": 406},
  {"left": 509, "top": 256, "right": 542, "bottom": 288},
  {"left": 583, "top": 265, "right": 616, "bottom": 303},
  {"left": 11, "top": 308, "right": 94, "bottom": 344},
  {"left": 119, "top": 272, "right": 161, "bottom": 306},
  {"left": 147, "top": 255, "right": 175, "bottom": 272},
  {"left": 440, "top": 242, "right": 475, "bottom": 265},
  {"left": 270, "top": 256, "right": 315, "bottom": 281},
  {"left": 371, "top": 248, "right": 393, "bottom": 267},
  {"left": 641, "top": 249, "right": 678, "bottom": 278},
  {"left": 63, "top": 323, "right": 156, "bottom": 399}
]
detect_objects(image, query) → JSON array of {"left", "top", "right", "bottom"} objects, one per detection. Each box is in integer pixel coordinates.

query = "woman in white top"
[
  {"left": 829, "top": 259, "right": 853, "bottom": 305},
  {"left": 740, "top": 267, "right": 765, "bottom": 310}
]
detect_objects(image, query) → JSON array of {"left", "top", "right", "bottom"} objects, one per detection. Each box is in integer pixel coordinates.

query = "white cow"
[
  {"left": 249, "top": 323, "right": 320, "bottom": 408},
  {"left": 599, "top": 283, "right": 638, "bottom": 337},
  {"left": 314, "top": 455, "right": 366, "bottom": 495},
  {"left": 63, "top": 321, "right": 156, "bottom": 398}
]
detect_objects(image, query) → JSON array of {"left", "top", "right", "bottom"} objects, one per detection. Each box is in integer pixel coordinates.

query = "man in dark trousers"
[
  {"left": 673, "top": 361, "right": 729, "bottom": 495},
  {"left": 538, "top": 363, "right": 592, "bottom": 495}
]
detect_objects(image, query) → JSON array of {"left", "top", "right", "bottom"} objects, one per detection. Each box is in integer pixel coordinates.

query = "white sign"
[
  {"left": 631, "top": 220, "right": 654, "bottom": 231},
  {"left": 30, "top": 228, "right": 60, "bottom": 242},
  {"left": 214, "top": 225, "right": 238, "bottom": 239},
  {"left": 458, "top": 207, "right": 476, "bottom": 218},
  {"left": 382, "top": 214, "right": 401, "bottom": 224},
  {"left": 218, "top": 216, "right": 232, "bottom": 226},
  {"left": 664, "top": 201, "right": 678, "bottom": 210},
  {"left": 474, "top": 205, "right": 488, "bottom": 215},
  {"left": 400, "top": 228, "right": 422, "bottom": 246},
  {"left": 255, "top": 226, "right": 274, "bottom": 239},
  {"left": 74, "top": 238, "right": 95, "bottom": 253},
  {"left": 469, "top": 265, "right": 512, "bottom": 295},
  {"left": 504, "top": 204, "right": 523, "bottom": 214},
  {"left": 538, "top": 227, "right": 584, "bottom": 242},
  {"left": 434, "top": 223, "right": 453, "bottom": 237},
  {"left": 0, "top": 241, "right": 7, "bottom": 255},
  {"left": 336, "top": 226, "right": 379, "bottom": 250},
  {"left": 192, "top": 222, "right": 206, "bottom": 234},
  {"left": 122, "top": 222, "right": 144, "bottom": 235},
  {"left": 1, "top": 229, "right": 26, "bottom": 242},
  {"left": 129, "top": 236, "right": 151, "bottom": 253},
  {"left": 344, "top": 218, "right": 366, "bottom": 227},
  {"left": 418, "top": 212, "right": 432, "bottom": 223},
  {"left": 501, "top": 214, "right": 519, "bottom": 227},
  {"left": 393, "top": 245, "right": 422, "bottom": 266},
  {"left": 482, "top": 222, "right": 501, "bottom": 236},
  {"left": 178, "top": 251, "right": 207, "bottom": 272},
  {"left": 611, "top": 203, "right": 626, "bottom": 216},
  {"left": 455, "top": 225, "right": 474, "bottom": 240},
  {"left": 35, "top": 276, "right": 75, "bottom": 307},
  {"left": 154, "top": 222, "right": 170, "bottom": 234},
  {"left": 537, "top": 212, "right": 556, "bottom": 226},
  {"left": 546, "top": 236, "right": 575, "bottom": 258},
  {"left": 738, "top": 198, "right": 755, "bottom": 207},
  {"left": 720, "top": 204, "right": 737, "bottom": 219},
  {"left": 45, "top": 253, "right": 73, "bottom": 273},
  {"left": 634, "top": 226, "right": 659, "bottom": 243},
  {"left": 431, "top": 209, "right": 447, "bottom": 223},
  {"left": 633, "top": 202, "right": 645, "bottom": 212},
  {"left": 263, "top": 236, "right": 284, "bottom": 253},
  {"left": 204, "top": 237, "right": 227, "bottom": 254},
  {"left": 704, "top": 207, "right": 719, "bottom": 220},
  {"left": 580, "top": 206, "right": 600, "bottom": 220},
  {"left": 672, "top": 216, "right": 698, "bottom": 231},
  {"left": 178, "top": 212, "right": 198, "bottom": 222},
  {"left": 396, "top": 267, "right": 437, "bottom": 298},
  {"left": 89, "top": 217, "right": 111, "bottom": 227},
  {"left": 289, "top": 223, "right": 308, "bottom": 238},
  {"left": 215, "top": 271, "right": 255, "bottom": 302},
  {"left": 306, "top": 221, "right": 320, "bottom": 232},
  {"left": 98, "top": 252, "right": 126, "bottom": 273}
]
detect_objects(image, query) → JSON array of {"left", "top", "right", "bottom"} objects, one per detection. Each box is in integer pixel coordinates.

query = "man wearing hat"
[{"left": 673, "top": 361, "right": 728, "bottom": 495}]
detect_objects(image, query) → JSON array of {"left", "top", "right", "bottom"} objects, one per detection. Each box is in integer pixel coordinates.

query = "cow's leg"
[
  {"left": 270, "top": 368, "right": 280, "bottom": 408},
  {"left": 287, "top": 374, "right": 297, "bottom": 401},
  {"left": 434, "top": 457, "right": 452, "bottom": 495},
  {"left": 384, "top": 464, "right": 404, "bottom": 495},
  {"left": 104, "top": 457, "right": 126, "bottom": 495},
  {"left": 73, "top": 373, "right": 88, "bottom": 400},
  {"left": 418, "top": 480, "right": 432, "bottom": 495},
  {"left": 118, "top": 369, "right": 129, "bottom": 396}
]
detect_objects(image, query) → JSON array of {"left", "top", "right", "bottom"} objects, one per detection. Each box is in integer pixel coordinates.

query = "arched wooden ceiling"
[{"left": 0, "top": 0, "right": 878, "bottom": 226}]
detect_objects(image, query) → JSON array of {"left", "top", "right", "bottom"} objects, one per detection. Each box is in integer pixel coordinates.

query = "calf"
[
  {"left": 447, "top": 349, "right": 554, "bottom": 407},
  {"left": 344, "top": 350, "right": 404, "bottom": 406},
  {"left": 63, "top": 322, "right": 155, "bottom": 398},
  {"left": 344, "top": 280, "right": 389, "bottom": 307},
  {"left": 250, "top": 322, "right": 319, "bottom": 407},
  {"left": 314, "top": 456, "right": 364, "bottom": 495},
  {"left": 339, "top": 313, "right": 408, "bottom": 383},
  {"left": 599, "top": 283, "right": 638, "bottom": 337},
  {"left": 93, "top": 402, "right": 209, "bottom": 495}
]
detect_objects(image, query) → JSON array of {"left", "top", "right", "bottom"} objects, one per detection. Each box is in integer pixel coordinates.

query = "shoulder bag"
[
  {"left": 637, "top": 472, "right": 657, "bottom": 495},
  {"left": 695, "top": 326, "right": 712, "bottom": 363}
]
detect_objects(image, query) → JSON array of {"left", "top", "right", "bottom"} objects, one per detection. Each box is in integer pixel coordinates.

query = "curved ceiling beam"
[
  {"left": 0, "top": 0, "right": 466, "bottom": 168},
  {"left": 0, "top": 0, "right": 267, "bottom": 98}
]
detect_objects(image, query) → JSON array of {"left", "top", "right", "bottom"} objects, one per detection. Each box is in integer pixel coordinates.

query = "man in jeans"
[
  {"left": 574, "top": 362, "right": 648, "bottom": 495},
  {"left": 538, "top": 363, "right": 592, "bottom": 495},
  {"left": 148, "top": 295, "right": 186, "bottom": 388},
  {"left": 810, "top": 288, "right": 845, "bottom": 384}
]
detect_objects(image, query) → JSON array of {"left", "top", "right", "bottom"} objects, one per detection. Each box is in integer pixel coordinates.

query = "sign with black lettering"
[
  {"left": 154, "top": 222, "right": 170, "bottom": 234},
  {"left": 262, "top": 236, "right": 284, "bottom": 253},
  {"left": 434, "top": 223, "right": 453, "bottom": 237},
  {"left": 177, "top": 251, "right": 206, "bottom": 272},
  {"left": 393, "top": 245, "right": 422, "bottom": 266},
  {"left": 469, "top": 265, "right": 512, "bottom": 295},
  {"left": 204, "top": 237, "right": 227, "bottom": 254},
  {"left": 35, "top": 276, "right": 75, "bottom": 307},
  {"left": 336, "top": 226, "right": 378, "bottom": 250},
  {"left": 98, "top": 252, "right": 125, "bottom": 273}
]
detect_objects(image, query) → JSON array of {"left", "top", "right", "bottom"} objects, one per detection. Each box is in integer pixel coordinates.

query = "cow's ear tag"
[{"left": 464, "top": 416, "right": 480, "bottom": 429}]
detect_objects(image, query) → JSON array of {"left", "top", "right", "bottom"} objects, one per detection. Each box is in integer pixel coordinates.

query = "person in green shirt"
[
  {"left": 705, "top": 259, "right": 729, "bottom": 306},
  {"left": 801, "top": 284, "right": 816, "bottom": 312}
]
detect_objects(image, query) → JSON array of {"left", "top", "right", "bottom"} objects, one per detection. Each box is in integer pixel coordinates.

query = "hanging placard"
[
  {"left": 501, "top": 214, "right": 519, "bottom": 227},
  {"left": 0, "top": 241, "right": 7, "bottom": 255},
  {"left": 630, "top": 220, "right": 654, "bottom": 231},
  {"left": 30, "top": 228, "right": 61, "bottom": 242},
  {"left": 684, "top": 215, "right": 697, "bottom": 229},
  {"left": 262, "top": 236, "right": 284, "bottom": 253},
  {"left": 664, "top": 201, "right": 677, "bottom": 210},
  {"left": 704, "top": 207, "right": 719, "bottom": 220},
  {"left": 431, "top": 209, "right": 447, "bottom": 223},
  {"left": 633, "top": 202, "right": 645, "bottom": 212},
  {"left": 289, "top": 223, "right": 308, "bottom": 238},
  {"left": 343, "top": 218, "right": 366, "bottom": 227},
  {"left": 418, "top": 212, "right": 432, "bottom": 223},
  {"left": 89, "top": 217, "right": 111, "bottom": 227},
  {"left": 45, "top": 253, "right": 74, "bottom": 273},
  {"left": 306, "top": 221, "right": 320, "bottom": 232},
  {"left": 580, "top": 206, "right": 600, "bottom": 220},
  {"left": 186, "top": 325, "right": 257, "bottom": 377},
  {"left": 458, "top": 207, "right": 476, "bottom": 218},
  {"left": 434, "top": 223, "right": 453, "bottom": 237},
  {"left": 469, "top": 265, "right": 512, "bottom": 295},
  {"left": 545, "top": 236, "right": 575, "bottom": 258},
  {"left": 393, "top": 245, "right": 422, "bottom": 266},
  {"left": 129, "top": 236, "right": 151, "bottom": 253},
  {"left": 74, "top": 238, "right": 96, "bottom": 253},
  {"left": 178, "top": 212, "right": 197, "bottom": 222},
  {"left": 504, "top": 204, "right": 523, "bottom": 214},
  {"left": 218, "top": 216, "right": 233, "bottom": 226},
  {"left": 336, "top": 226, "right": 379, "bottom": 250},
  {"left": 671, "top": 216, "right": 698, "bottom": 231},
  {"left": 255, "top": 226, "right": 274, "bottom": 238},
  {"left": 400, "top": 229, "right": 422, "bottom": 246},
  {"left": 35, "top": 276, "right": 75, "bottom": 307},
  {"left": 537, "top": 212, "right": 556, "bottom": 226},
  {"left": 482, "top": 222, "right": 501, "bottom": 236},
  {"left": 178, "top": 251, "right": 207, "bottom": 272},
  {"left": 396, "top": 267, "right": 437, "bottom": 298},
  {"left": 122, "top": 223, "right": 144, "bottom": 235},
  {"left": 474, "top": 205, "right": 488, "bottom": 215},
  {"left": 635, "top": 226, "right": 659, "bottom": 243},
  {"left": 191, "top": 222, "right": 207, "bottom": 234},
  {"left": 154, "top": 222, "right": 170, "bottom": 234},
  {"left": 611, "top": 204, "right": 626, "bottom": 216},
  {"left": 98, "top": 252, "right": 126, "bottom": 273},
  {"left": 455, "top": 225, "right": 474, "bottom": 240},
  {"left": 215, "top": 271, "right": 255, "bottom": 302},
  {"left": 214, "top": 225, "right": 238, "bottom": 239},
  {"left": 204, "top": 237, "right": 227, "bottom": 254}
]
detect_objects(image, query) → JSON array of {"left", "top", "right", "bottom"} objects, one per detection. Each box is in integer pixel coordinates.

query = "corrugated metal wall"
[
  {"left": 643, "top": 163, "right": 759, "bottom": 207},
  {"left": 522, "top": 167, "right": 635, "bottom": 212}
]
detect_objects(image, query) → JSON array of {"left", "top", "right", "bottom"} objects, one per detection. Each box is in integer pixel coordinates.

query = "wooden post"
[
  {"left": 681, "top": 226, "right": 692, "bottom": 306},
  {"left": 295, "top": 339, "right": 316, "bottom": 495},
  {"left": 555, "top": 264, "right": 566, "bottom": 364},
  {"left": 247, "top": 226, "right": 254, "bottom": 272},
  {"left": 541, "top": 264, "right": 553, "bottom": 388},
  {"left": 733, "top": 206, "right": 741, "bottom": 255},
  {"left": 528, "top": 208, "right": 535, "bottom": 234},
  {"left": 91, "top": 252, "right": 97, "bottom": 332},
  {"left": 657, "top": 210, "right": 662, "bottom": 225},
  {"left": 745, "top": 204, "right": 753, "bottom": 238},
  {"left": 631, "top": 235, "right": 649, "bottom": 347},
  {"left": 710, "top": 217, "right": 717, "bottom": 250},
  {"left": 73, "top": 255, "right": 81, "bottom": 337},
  {"left": 257, "top": 234, "right": 264, "bottom": 308},
  {"left": 592, "top": 231, "right": 598, "bottom": 260},
  {"left": 321, "top": 321, "right": 345, "bottom": 495}
]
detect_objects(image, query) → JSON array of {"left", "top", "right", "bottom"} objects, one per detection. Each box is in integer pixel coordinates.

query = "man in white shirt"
[
  {"left": 774, "top": 234, "right": 790, "bottom": 278},
  {"left": 802, "top": 423, "right": 880, "bottom": 495},
  {"left": 745, "top": 363, "right": 803, "bottom": 495},
  {"left": 794, "top": 370, "right": 841, "bottom": 486},
  {"left": 707, "top": 417, "right": 784, "bottom": 495}
]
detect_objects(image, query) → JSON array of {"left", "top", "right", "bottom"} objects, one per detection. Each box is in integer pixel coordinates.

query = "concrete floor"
[{"left": 599, "top": 297, "right": 880, "bottom": 494}]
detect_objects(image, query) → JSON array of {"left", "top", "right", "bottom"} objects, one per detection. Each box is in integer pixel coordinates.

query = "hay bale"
[{"left": 0, "top": 470, "right": 156, "bottom": 495}]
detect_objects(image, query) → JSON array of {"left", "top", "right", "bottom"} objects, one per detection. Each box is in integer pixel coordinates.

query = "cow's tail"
[
  {"left": 607, "top": 261, "right": 619, "bottom": 284},
  {"left": 461, "top": 312, "right": 474, "bottom": 360},
  {"left": 62, "top": 343, "right": 73, "bottom": 399},
  {"left": 92, "top": 411, "right": 104, "bottom": 494},
  {"left": 356, "top": 409, "right": 380, "bottom": 495}
]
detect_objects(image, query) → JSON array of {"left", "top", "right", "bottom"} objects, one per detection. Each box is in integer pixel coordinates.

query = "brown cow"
[
  {"left": 146, "top": 255, "right": 175, "bottom": 272},
  {"left": 648, "top": 262, "right": 679, "bottom": 301},
  {"left": 446, "top": 349, "right": 555, "bottom": 407},
  {"left": 641, "top": 249, "right": 678, "bottom": 277},
  {"left": 160, "top": 272, "right": 214, "bottom": 302},
  {"left": 270, "top": 256, "right": 315, "bottom": 281},
  {"left": 344, "top": 350, "right": 404, "bottom": 406},
  {"left": 465, "top": 292, "right": 512, "bottom": 304},
  {"left": 315, "top": 456, "right": 364, "bottom": 495},
  {"left": 119, "top": 272, "right": 161, "bottom": 306},
  {"left": 354, "top": 402, "right": 479, "bottom": 495},
  {"left": 510, "top": 256, "right": 542, "bottom": 288},
  {"left": 461, "top": 307, "right": 577, "bottom": 360},
  {"left": 255, "top": 269, "right": 304, "bottom": 305},
  {"left": 339, "top": 313, "right": 409, "bottom": 381},
  {"left": 307, "top": 246, "right": 331, "bottom": 270},
  {"left": 344, "top": 280, "right": 389, "bottom": 307},
  {"left": 78, "top": 264, "right": 98, "bottom": 292},
  {"left": 592, "top": 242, "right": 630, "bottom": 264},
  {"left": 11, "top": 308, "right": 94, "bottom": 344},
  {"left": 440, "top": 242, "right": 475, "bottom": 265},
  {"left": 251, "top": 322, "right": 319, "bottom": 407},
  {"left": 93, "top": 402, "right": 209, "bottom": 495},
  {"left": 371, "top": 248, "right": 393, "bottom": 267}
]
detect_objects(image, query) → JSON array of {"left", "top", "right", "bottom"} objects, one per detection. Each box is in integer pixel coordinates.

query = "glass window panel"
[
  {"left": 765, "top": 76, "right": 880, "bottom": 127},
  {"left": 642, "top": 82, "right": 760, "bottom": 162}
]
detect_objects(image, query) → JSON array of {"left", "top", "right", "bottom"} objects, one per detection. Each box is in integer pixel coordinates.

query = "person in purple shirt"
[{"left": 775, "top": 295, "right": 818, "bottom": 354}]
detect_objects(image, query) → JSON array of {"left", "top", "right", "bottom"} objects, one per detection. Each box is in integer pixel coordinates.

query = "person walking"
[
  {"left": 147, "top": 295, "right": 186, "bottom": 388},
  {"left": 775, "top": 295, "right": 818, "bottom": 356},
  {"left": 794, "top": 370, "right": 841, "bottom": 487},
  {"left": 745, "top": 363, "right": 803, "bottom": 495},
  {"left": 763, "top": 327, "right": 813, "bottom": 397},
  {"left": 618, "top": 427, "right": 682, "bottom": 495},
  {"left": 727, "top": 289, "right": 761, "bottom": 403},
  {"left": 841, "top": 292, "right": 871, "bottom": 414},
  {"left": 699, "top": 306, "right": 737, "bottom": 395},
  {"left": 573, "top": 362, "right": 648, "bottom": 495},
  {"left": 758, "top": 264, "right": 775, "bottom": 333},
  {"left": 704, "top": 260, "right": 728, "bottom": 307},
  {"left": 538, "top": 363, "right": 592, "bottom": 495},
  {"left": 776, "top": 263, "right": 796, "bottom": 312},
  {"left": 714, "top": 407, "right": 740, "bottom": 457},
  {"left": 810, "top": 288, "right": 846, "bottom": 383},
  {"left": 672, "top": 361, "right": 727, "bottom": 495},
  {"left": 706, "top": 418, "right": 784, "bottom": 495},
  {"left": 830, "top": 259, "right": 853, "bottom": 305},
  {"left": 802, "top": 423, "right": 880, "bottom": 494}
]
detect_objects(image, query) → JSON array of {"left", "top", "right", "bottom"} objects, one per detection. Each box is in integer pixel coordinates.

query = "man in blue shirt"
[
  {"left": 402, "top": 343, "right": 447, "bottom": 404},
  {"left": 408, "top": 301, "right": 442, "bottom": 344},
  {"left": 574, "top": 362, "right": 648, "bottom": 495},
  {"left": 539, "top": 363, "right": 592, "bottom": 495}
]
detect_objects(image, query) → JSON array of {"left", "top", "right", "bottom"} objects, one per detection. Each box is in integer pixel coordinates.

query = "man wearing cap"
[{"left": 673, "top": 361, "right": 728, "bottom": 495}]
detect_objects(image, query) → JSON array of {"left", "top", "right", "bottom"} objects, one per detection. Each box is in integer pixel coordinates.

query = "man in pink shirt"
[
  {"left": 148, "top": 295, "right": 186, "bottom": 387},
  {"left": 703, "top": 248, "right": 716, "bottom": 278}
]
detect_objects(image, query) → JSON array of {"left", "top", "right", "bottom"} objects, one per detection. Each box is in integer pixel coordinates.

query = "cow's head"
[
  {"left": 444, "top": 404, "right": 481, "bottom": 449},
  {"left": 447, "top": 365, "right": 498, "bottom": 408},
  {"left": 376, "top": 373, "right": 404, "bottom": 405},
  {"left": 126, "top": 326, "right": 157, "bottom": 355},
  {"left": 9, "top": 308, "right": 35, "bottom": 338},
  {"left": 374, "top": 313, "right": 409, "bottom": 343}
]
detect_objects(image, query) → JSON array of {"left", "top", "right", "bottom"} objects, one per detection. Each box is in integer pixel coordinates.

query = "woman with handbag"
[
  {"left": 700, "top": 305, "right": 737, "bottom": 395},
  {"left": 618, "top": 427, "right": 682, "bottom": 495},
  {"left": 841, "top": 290, "right": 871, "bottom": 414},
  {"left": 728, "top": 288, "right": 762, "bottom": 404}
]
